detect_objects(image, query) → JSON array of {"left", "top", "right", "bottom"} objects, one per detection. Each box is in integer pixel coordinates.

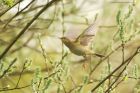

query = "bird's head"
[
  {"left": 60, "top": 37, "right": 74, "bottom": 48},
  {"left": 60, "top": 37, "right": 70, "bottom": 44}
]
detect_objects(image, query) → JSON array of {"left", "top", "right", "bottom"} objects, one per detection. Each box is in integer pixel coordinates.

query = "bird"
[
  {"left": 60, "top": 37, "right": 104, "bottom": 58},
  {"left": 60, "top": 2, "right": 104, "bottom": 59}
]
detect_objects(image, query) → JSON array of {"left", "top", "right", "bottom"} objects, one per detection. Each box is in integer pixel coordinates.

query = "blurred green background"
[{"left": 0, "top": 0, "right": 140, "bottom": 93}]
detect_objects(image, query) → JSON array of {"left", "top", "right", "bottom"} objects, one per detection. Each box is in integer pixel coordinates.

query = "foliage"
[
  {"left": 0, "top": 0, "right": 14, "bottom": 7},
  {"left": 0, "top": 0, "right": 140, "bottom": 93}
]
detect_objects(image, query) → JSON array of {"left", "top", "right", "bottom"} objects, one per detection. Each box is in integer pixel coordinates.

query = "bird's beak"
[
  {"left": 59, "top": 37, "right": 65, "bottom": 40},
  {"left": 57, "top": 37, "right": 63, "bottom": 39}
]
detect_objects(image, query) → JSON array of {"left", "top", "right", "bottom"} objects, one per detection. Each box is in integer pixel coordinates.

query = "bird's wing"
[
  {"left": 74, "top": 14, "right": 101, "bottom": 46},
  {"left": 65, "top": 0, "right": 103, "bottom": 46}
]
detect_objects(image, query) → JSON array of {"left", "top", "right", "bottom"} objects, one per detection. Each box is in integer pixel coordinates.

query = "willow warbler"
[{"left": 60, "top": 37, "right": 104, "bottom": 58}]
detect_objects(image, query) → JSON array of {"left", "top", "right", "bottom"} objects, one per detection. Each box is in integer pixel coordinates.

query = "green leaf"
[
  {"left": 116, "top": 10, "right": 121, "bottom": 25},
  {"left": 44, "top": 79, "right": 52, "bottom": 90},
  {"left": 2, "top": 0, "right": 14, "bottom": 7}
]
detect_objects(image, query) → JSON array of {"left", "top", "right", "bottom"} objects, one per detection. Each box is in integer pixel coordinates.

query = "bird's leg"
[{"left": 82, "top": 55, "right": 89, "bottom": 69}]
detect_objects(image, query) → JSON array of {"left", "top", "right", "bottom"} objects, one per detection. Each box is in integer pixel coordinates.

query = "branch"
[
  {"left": 91, "top": 47, "right": 140, "bottom": 92},
  {"left": 0, "top": 58, "right": 17, "bottom": 79},
  {"left": 0, "top": 0, "right": 61, "bottom": 61},
  {"left": 0, "top": 0, "right": 24, "bottom": 17}
]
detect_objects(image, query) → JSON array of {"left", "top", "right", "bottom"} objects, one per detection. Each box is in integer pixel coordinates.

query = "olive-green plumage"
[{"left": 60, "top": 37, "right": 104, "bottom": 57}]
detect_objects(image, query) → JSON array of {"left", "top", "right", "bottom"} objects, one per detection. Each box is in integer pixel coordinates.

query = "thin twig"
[
  {"left": 2, "top": 0, "right": 35, "bottom": 31},
  {"left": 89, "top": 45, "right": 121, "bottom": 76},
  {"left": 0, "top": 0, "right": 61, "bottom": 61},
  {"left": 91, "top": 47, "right": 139, "bottom": 92},
  {"left": 0, "top": 58, "right": 17, "bottom": 79},
  {"left": 0, "top": 0, "right": 24, "bottom": 17}
]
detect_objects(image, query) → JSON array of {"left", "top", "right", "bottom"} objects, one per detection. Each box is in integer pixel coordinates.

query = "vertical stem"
[{"left": 61, "top": 0, "right": 65, "bottom": 62}]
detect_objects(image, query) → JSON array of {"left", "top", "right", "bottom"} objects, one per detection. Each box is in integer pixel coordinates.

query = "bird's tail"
[{"left": 94, "top": 53, "right": 104, "bottom": 57}]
